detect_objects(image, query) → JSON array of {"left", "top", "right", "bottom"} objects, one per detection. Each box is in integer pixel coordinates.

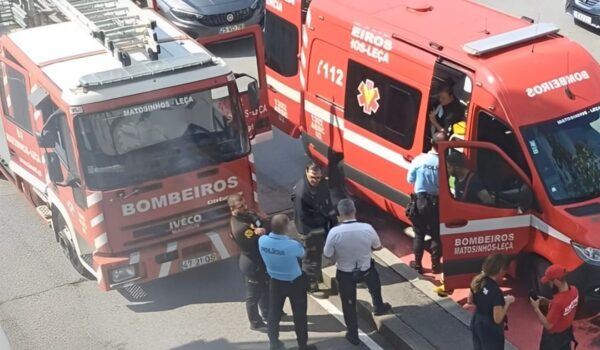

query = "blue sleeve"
[
  {"left": 294, "top": 242, "right": 305, "bottom": 258},
  {"left": 407, "top": 162, "right": 417, "bottom": 184}
]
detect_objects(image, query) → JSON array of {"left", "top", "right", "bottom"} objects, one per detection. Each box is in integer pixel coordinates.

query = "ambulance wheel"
[
  {"left": 56, "top": 219, "right": 95, "bottom": 280},
  {"left": 529, "top": 256, "right": 552, "bottom": 299}
]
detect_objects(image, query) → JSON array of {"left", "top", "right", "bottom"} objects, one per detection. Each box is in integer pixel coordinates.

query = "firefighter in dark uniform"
[
  {"left": 228, "top": 193, "right": 270, "bottom": 330},
  {"left": 292, "top": 161, "right": 336, "bottom": 299}
]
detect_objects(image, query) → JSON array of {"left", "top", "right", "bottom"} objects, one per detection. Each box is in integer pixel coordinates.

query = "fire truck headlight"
[
  {"left": 572, "top": 241, "right": 600, "bottom": 266},
  {"left": 110, "top": 265, "right": 138, "bottom": 284}
]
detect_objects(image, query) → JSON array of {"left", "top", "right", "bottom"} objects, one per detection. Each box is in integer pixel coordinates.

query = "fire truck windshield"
[
  {"left": 522, "top": 104, "right": 600, "bottom": 205},
  {"left": 75, "top": 85, "right": 249, "bottom": 190}
]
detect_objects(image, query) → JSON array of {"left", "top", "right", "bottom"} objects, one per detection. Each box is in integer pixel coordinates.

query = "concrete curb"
[{"left": 322, "top": 248, "right": 517, "bottom": 350}]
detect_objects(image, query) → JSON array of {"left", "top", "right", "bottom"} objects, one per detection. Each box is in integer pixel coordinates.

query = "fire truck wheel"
[
  {"left": 530, "top": 255, "right": 553, "bottom": 298},
  {"left": 56, "top": 220, "right": 95, "bottom": 280}
]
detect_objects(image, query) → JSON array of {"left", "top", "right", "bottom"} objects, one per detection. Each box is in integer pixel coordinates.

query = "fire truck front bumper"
[
  {"left": 94, "top": 229, "right": 237, "bottom": 291},
  {"left": 567, "top": 262, "right": 600, "bottom": 302}
]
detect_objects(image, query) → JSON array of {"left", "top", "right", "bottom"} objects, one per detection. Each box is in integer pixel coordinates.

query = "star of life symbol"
[{"left": 356, "top": 79, "right": 381, "bottom": 115}]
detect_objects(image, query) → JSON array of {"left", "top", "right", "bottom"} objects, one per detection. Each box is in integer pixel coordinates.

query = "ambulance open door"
[
  {"left": 200, "top": 25, "right": 273, "bottom": 142},
  {"left": 437, "top": 141, "right": 534, "bottom": 290},
  {"left": 263, "top": 0, "right": 305, "bottom": 137}
]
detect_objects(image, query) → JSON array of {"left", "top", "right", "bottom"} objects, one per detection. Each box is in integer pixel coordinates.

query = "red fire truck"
[
  {"left": 263, "top": 0, "right": 600, "bottom": 299},
  {"left": 0, "top": 0, "right": 264, "bottom": 291}
]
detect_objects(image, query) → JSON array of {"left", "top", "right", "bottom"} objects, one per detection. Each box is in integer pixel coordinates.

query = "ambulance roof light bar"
[
  {"left": 50, "top": 0, "right": 160, "bottom": 66},
  {"left": 463, "top": 22, "right": 560, "bottom": 56}
]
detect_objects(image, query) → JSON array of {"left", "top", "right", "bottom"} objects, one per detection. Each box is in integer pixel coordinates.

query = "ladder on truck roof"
[
  {"left": 50, "top": 0, "right": 161, "bottom": 66},
  {"left": 1, "top": 0, "right": 160, "bottom": 66}
]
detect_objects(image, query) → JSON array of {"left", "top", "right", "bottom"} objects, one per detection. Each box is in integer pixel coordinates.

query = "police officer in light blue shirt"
[
  {"left": 259, "top": 214, "right": 317, "bottom": 350},
  {"left": 406, "top": 132, "right": 447, "bottom": 274}
]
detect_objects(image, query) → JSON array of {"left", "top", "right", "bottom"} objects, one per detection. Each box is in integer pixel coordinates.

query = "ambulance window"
[
  {"left": 2, "top": 65, "right": 32, "bottom": 133},
  {"left": 476, "top": 111, "right": 531, "bottom": 178},
  {"left": 264, "top": 11, "right": 298, "bottom": 77},
  {"left": 344, "top": 60, "right": 420, "bottom": 149}
]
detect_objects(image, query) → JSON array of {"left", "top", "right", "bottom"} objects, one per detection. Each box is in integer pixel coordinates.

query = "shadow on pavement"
[
  {"left": 171, "top": 336, "right": 372, "bottom": 350},
  {"left": 121, "top": 258, "right": 245, "bottom": 312}
]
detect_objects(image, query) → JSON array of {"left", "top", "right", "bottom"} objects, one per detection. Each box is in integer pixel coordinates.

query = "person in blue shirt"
[
  {"left": 406, "top": 131, "right": 447, "bottom": 274},
  {"left": 259, "top": 214, "right": 317, "bottom": 350}
]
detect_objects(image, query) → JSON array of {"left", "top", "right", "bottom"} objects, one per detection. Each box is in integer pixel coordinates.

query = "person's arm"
[
  {"left": 371, "top": 227, "right": 383, "bottom": 251},
  {"left": 295, "top": 241, "right": 306, "bottom": 258},
  {"left": 407, "top": 161, "right": 417, "bottom": 184},
  {"left": 531, "top": 298, "right": 556, "bottom": 330},
  {"left": 323, "top": 233, "right": 335, "bottom": 259},
  {"left": 493, "top": 295, "right": 514, "bottom": 324},
  {"left": 477, "top": 189, "right": 495, "bottom": 205},
  {"left": 429, "top": 108, "right": 444, "bottom": 131}
]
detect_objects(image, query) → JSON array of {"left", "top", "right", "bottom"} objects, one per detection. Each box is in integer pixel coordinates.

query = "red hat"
[{"left": 540, "top": 264, "right": 567, "bottom": 284}]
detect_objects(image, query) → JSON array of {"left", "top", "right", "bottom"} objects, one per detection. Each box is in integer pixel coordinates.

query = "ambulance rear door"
[
  {"left": 200, "top": 25, "right": 273, "bottom": 141},
  {"left": 263, "top": 0, "right": 304, "bottom": 137},
  {"left": 438, "top": 141, "right": 534, "bottom": 290}
]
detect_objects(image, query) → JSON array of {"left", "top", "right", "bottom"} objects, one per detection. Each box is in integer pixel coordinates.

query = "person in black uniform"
[
  {"left": 428, "top": 85, "right": 466, "bottom": 136},
  {"left": 468, "top": 254, "right": 515, "bottom": 350},
  {"left": 292, "top": 161, "right": 336, "bottom": 299},
  {"left": 228, "top": 193, "right": 270, "bottom": 331}
]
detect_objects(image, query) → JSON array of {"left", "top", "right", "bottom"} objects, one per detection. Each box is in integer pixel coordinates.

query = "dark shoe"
[
  {"left": 345, "top": 332, "right": 360, "bottom": 346},
  {"left": 298, "top": 345, "right": 318, "bottom": 350},
  {"left": 269, "top": 340, "right": 286, "bottom": 350},
  {"left": 432, "top": 263, "right": 443, "bottom": 274},
  {"left": 409, "top": 261, "right": 423, "bottom": 274},
  {"left": 249, "top": 321, "right": 267, "bottom": 331},
  {"left": 373, "top": 302, "right": 392, "bottom": 316}
]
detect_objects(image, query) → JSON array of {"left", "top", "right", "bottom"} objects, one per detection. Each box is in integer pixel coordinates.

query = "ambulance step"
[
  {"left": 81, "top": 253, "right": 93, "bottom": 266},
  {"left": 35, "top": 205, "right": 52, "bottom": 221}
]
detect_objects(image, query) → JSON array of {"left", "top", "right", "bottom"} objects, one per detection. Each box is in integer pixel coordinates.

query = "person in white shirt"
[{"left": 323, "top": 199, "right": 392, "bottom": 346}]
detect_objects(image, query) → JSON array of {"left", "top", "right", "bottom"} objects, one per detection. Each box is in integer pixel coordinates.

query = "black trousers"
[
  {"left": 301, "top": 234, "right": 325, "bottom": 288},
  {"left": 410, "top": 194, "right": 441, "bottom": 267},
  {"left": 239, "top": 255, "right": 269, "bottom": 325},
  {"left": 471, "top": 312, "right": 505, "bottom": 350},
  {"left": 540, "top": 327, "right": 576, "bottom": 350},
  {"left": 268, "top": 275, "right": 309, "bottom": 347},
  {"left": 336, "top": 260, "right": 384, "bottom": 338}
]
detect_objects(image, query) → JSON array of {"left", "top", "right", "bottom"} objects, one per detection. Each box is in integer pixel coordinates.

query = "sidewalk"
[{"left": 322, "top": 248, "right": 517, "bottom": 350}]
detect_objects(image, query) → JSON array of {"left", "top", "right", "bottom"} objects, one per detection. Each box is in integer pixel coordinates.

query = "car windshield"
[
  {"left": 522, "top": 104, "right": 600, "bottom": 205},
  {"left": 75, "top": 85, "right": 249, "bottom": 190}
]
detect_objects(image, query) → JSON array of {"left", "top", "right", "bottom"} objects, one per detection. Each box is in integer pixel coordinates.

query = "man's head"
[
  {"left": 438, "top": 86, "right": 455, "bottom": 106},
  {"left": 431, "top": 131, "right": 447, "bottom": 152},
  {"left": 541, "top": 264, "right": 568, "bottom": 288},
  {"left": 446, "top": 151, "right": 468, "bottom": 178},
  {"left": 271, "top": 214, "right": 290, "bottom": 235},
  {"left": 227, "top": 193, "right": 247, "bottom": 216},
  {"left": 305, "top": 161, "right": 323, "bottom": 187},
  {"left": 337, "top": 198, "right": 356, "bottom": 220}
]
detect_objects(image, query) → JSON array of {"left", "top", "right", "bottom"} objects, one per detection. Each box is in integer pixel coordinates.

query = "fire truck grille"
[
  {"left": 128, "top": 203, "right": 230, "bottom": 241},
  {"left": 198, "top": 8, "right": 253, "bottom": 26}
]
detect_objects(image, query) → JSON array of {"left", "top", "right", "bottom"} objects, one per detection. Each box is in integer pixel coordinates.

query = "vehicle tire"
[
  {"left": 529, "top": 255, "right": 553, "bottom": 299},
  {"left": 56, "top": 217, "right": 95, "bottom": 280}
]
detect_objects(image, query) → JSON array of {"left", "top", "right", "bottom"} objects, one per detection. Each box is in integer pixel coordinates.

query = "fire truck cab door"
[
  {"left": 200, "top": 25, "right": 272, "bottom": 140},
  {"left": 0, "top": 58, "right": 44, "bottom": 185},
  {"left": 263, "top": 0, "right": 304, "bottom": 137},
  {"left": 437, "top": 141, "right": 534, "bottom": 290}
]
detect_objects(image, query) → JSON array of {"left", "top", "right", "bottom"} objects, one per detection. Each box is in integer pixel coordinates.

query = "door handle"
[
  {"left": 267, "top": 84, "right": 278, "bottom": 93},
  {"left": 446, "top": 219, "right": 468, "bottom": 228},
  {"left": 403, "top": 154, "right": 414, "bottom": 162}
]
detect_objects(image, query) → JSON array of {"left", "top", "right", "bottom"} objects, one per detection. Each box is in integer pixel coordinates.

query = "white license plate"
[
  {"left": 219, "top": 24, "right": 245, "bottom": 34},
  {"left": 574, "top": 11, "right": 592, "bottom": 24},
  {"left": 181, "top": 253, "right": 217, "bottom": 270}
]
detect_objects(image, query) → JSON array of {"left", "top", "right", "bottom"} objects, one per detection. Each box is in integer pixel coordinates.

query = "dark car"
[
  {"left": 566, "top": 0, "right": 600, "bottom": 32},
  {"left": 156, "top": 0, "right": 264, "bottom": 38}
]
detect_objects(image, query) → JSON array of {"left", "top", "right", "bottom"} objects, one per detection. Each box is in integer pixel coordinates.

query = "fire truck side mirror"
[
  {"left": 45, "top": 153, "right": 64, "bottom": 184},
  {"left": 247, "top": 81, "right": 260, "bottom": 111}
]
